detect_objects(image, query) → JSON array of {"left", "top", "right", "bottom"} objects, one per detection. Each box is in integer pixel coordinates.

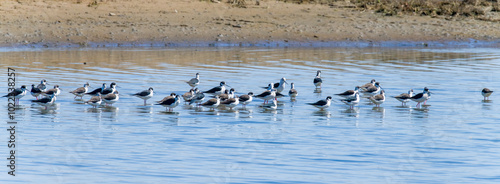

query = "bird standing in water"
[
  {"left": 482, "top": 88, "right": 493, "bottom": 100},
  {"left": 4, "top": 85, "right": 28, "bottom": 105},
  {"left": 313, "top": 70, "right": 322, "bottom": 89},
  {"left": 186, "top": 73, "right": 200, "bottom": 88},
  {"left": 307, "top": 96, "right": 332, "bottom": 110},
  {"left": 133, "top": 87, "right": 154, "bottom": 105}
]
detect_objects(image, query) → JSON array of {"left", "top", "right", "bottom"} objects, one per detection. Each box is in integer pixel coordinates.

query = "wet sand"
[{"left": 1, "top": 0, "right": 499, "bottom": 47}]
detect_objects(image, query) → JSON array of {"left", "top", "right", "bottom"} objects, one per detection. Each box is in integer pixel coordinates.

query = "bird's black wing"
[
  {"left": 411, "top": 93, "right": 423, "bottom": 99},
  {"left": 86, "top": 88, "right": 101, "bottom": 95},
  {"left": 256, "top": 91, "right": 271, "bottom": 97},
  {"left": 335, "top": 90, "right": 354, "bottom": 96},
  {"left": 32, "top": 87, "right": 42, "bottom": 93},
  {"left": 134, "top": 90, "right": 150, "bottom": 97},
  {"left": 4, "top": 89, "right": 22, "bottom": 97},
  {"left": 158, "top": 98, "right": 175, "bottom": 105},
  {"left": 203, "top": 87, "right": 221, "bottom": 93},
  {"left": 101, "top": 88, "right": 113, "bottom": 95},
  {"left": 308, "top": 100, "right": 326, "bottom": 106},
  {"left": 314, "top": 78, "right": 322, "bottom": 84}
]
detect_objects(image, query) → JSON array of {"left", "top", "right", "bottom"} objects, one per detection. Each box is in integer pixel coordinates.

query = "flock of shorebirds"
[{"left": 3, "top": 70, "right": 494, "bottom": 112}]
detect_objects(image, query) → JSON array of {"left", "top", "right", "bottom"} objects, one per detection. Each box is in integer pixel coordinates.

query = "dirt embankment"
[{"left": 0, "top": 0, "right": 499, "bottom": 47}]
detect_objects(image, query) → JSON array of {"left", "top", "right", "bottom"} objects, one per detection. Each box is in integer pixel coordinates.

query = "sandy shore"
[{"left": 1, "top": 0, "right": 499, "bottom": 47}]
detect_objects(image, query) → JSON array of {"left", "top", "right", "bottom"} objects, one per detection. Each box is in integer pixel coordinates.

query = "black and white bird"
[
  {"left": 133, "top": 87, "right": 154, "bottom": 105},
  {"left": 482, "top": 88, "right": 493, "bottom": 100},
  {"left": 158, "top": 92, "right": 177, "bottom": 104},
  {"left": 189, "top": 91, "right": 205, "bottom": 106},
  {"left": 360, "top": 79, "right": 376, "bottom": 92},
  {"left": 335, "top": 86, "right": 360, "bottom": 99},
  {"left": 217, "top": 89, "right": 231, "bottom": 101},
  {"left": 30, "top": 84, "right": 43, "bottom": 100},
  {"left": 182, "top": 89, "right": 196, "bottom": 103},
  {"left": 203, "top": 81, "right": 228, "bottom": 95},
  {"left": 3, "top": 85, "right": 27, "bottom": 105},
  {"left": 31, "top": 94, "right": 56, "bottom": 109},
  {"left": 363, "top": 82, "right": 382, "bottom": 94},
  {"left": 263, "top": 77, "right": 288, "bottom": 93},
  {"left": 221, "top": 95, "right": 239, "bottom": 110},
  {"left": 157, "top": 95, "right": 181, "bottom": 112},
  {"left": 394, "top": 89, "right": 413, "bottom": 106},
  {"left": 228, "top": 88, "right": 236, "bottom": 99},
  {"left": 37, "top": 79, "right": 48, "bottom": 92},
  {"left": 86, "top": 92, "right": 102, "bottom": 108},
  {"left": 267, "top": 81, "right": 287, "bottom": 99},
  {"left": 369, "top": 90, "right": 385, "bottom": 107},
  {"left": 239, "top": 92, "right": 254, "bottom": 108},
  {"left": 86, "top": 83, "right": 106, "bottom": 96},
  {"left": 288, "top": 83, "right": 298, "bottom": 98},
  {"left": 341, "top": 92, "right": 360, "bottom": 109},
  {"left": 307, "top": 96, "right": 332, "bottom": 110},
  {"left": 313, "top": 70, "right": 322, "bottom": 88},
  {"left": 101, "top": 82, "right": 117, "bottom": 95},
  {"left": 255, "top": 84, "right": 277, "bottom": 104},
  {"left": 189, "top": 94, "right": 205, "bottom": 106},
  {"left": 186, "top": 73, "right": 200, "bottom": 88},
  {"left": 276, "top": 77, "right": 288, "bottom": 93},
  {"left": 42, "top": 85, "right": 61, "bottom": 97},
  {"left": 268, "top": 80, "right": 286, "bottom": 100},
  {"left": 201, "top": 96, "right": 220, "bottom": 110},
  {"left": 69, "top": 82, "right": 90, "bottom": 99},
  {"left": 102, "top": 91, "right": 119, "bottom": 106},
  {"left": 410, "top": 87, "right": 431, "bottom": 107}
]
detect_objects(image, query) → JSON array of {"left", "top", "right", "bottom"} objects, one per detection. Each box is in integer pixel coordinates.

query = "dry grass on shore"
[{"left": 353, "top": 0, "right": 499, "bottom": 17}]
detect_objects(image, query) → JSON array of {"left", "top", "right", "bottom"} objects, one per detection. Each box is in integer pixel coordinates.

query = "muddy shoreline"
[
  {"left": 1, "top": 0, "right": 499, "bottom": 48},
  {"left": 4, "top": 40, "right": 500, "bottom": 49}
]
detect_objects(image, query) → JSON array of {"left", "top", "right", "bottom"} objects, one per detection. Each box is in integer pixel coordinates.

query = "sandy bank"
[{"left": 0, "top": 0, "right": 499, "bottom": 48}]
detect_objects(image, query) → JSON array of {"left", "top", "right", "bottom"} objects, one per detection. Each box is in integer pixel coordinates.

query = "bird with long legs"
[
  {"left": 410, "top": 87, "right": 432, "bottom": 107},
  {"left": 313, "top": 70, "right": 322, "bottom": 89},
  {"left": 133, "top": 87, "right": 154, "bottom": 105},
  {"left": 341, "top": 92, "right": 360, "bottom": 109},
  {"left": 482, "top": 88, "right": 493, "bottom": 100},
  {"left": 394, "top": 89, "right": 413, "bottom": 106},
  {"left": 3, "top": 85, "right": 27, "bottom": 105},
  {"left": 69, "top": 82, "right": 90, "bottom": 99}
]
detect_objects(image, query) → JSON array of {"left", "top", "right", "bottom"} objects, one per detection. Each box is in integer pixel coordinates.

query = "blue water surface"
[{"left": 0, "top": 47, "right": 500, "bottom": 183}]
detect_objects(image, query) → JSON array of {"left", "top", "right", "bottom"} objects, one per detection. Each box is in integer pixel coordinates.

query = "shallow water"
[{"left": 1, "top": 47, "right": 500, "bottom": 183}]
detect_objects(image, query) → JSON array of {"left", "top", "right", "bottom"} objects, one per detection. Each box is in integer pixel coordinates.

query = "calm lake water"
[{"left": 1, "top": 47, "right": 500, "bottom": 183}]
